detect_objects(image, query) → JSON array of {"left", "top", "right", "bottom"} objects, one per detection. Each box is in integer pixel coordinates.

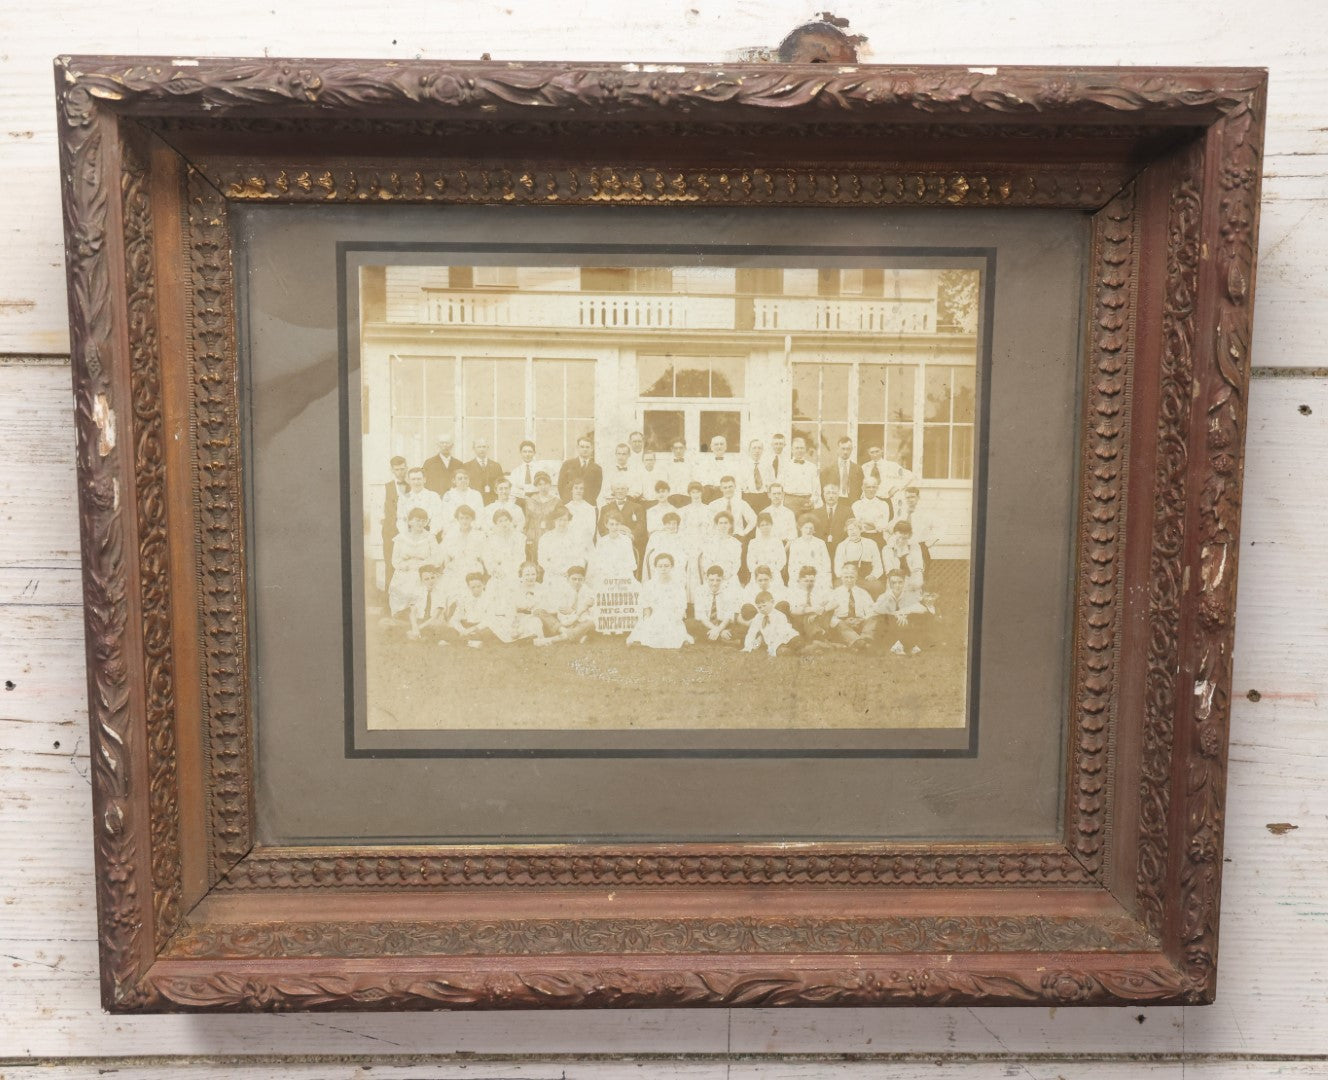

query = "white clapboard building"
[{"left": 360, "top": 264, "right": 979, "bottom": 561}]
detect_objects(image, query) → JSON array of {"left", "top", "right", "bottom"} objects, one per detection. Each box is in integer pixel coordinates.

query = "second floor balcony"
[{"left": 405, "top": 289, "right": 942, "bottom": 336}]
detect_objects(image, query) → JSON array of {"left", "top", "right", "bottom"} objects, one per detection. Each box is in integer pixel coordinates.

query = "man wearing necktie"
[
  {"left": 828, "top": 563, "right": 873, "bottom": 649},
  {"left": 706, "top": 477, "right": 757, "bottom": 581},
  {"left": 602, "top": 442, "right": 644, "bottom": 504},
  {"left": 406, "top": 564, "right": 449, "bottom": 643},
  {"left": 512, "top": 439, "right": 538, "bottom": 507},
  {"left": 557, "top": 436, "right": 603, "bottom": 505},
  {"left": 745, "top": 438, "right": 770, "bottom": 514},
  {"left": 463, "top": 438, "right": 506, "bottom": 506},
  {"left": 787, "top": 565, "right": 829, "bottom": 642},
  {"left": 819, "top": 435, "right": 863, "bottom": 504},
  {"left": 686, "top": 565, "right": 738, "bottom": 644}
]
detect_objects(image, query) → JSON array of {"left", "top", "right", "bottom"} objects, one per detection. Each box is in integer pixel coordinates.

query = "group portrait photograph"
[{"left": 355, "top": 259, "right": 982, "bottom": 732}]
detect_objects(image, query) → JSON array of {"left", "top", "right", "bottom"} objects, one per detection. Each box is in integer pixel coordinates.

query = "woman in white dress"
[
  {"left": 694, "top": 510, "right": 742, "bottom": 594},
  {"left": 564, "top": 480, "right": 598, "bottom": 555},
  {"left": 642, "top": 511, "right": 689, "bottom": 582},
  {"left": 484, "top": 508, "right": 528, "bottom": 593},
  {"left": 437, "top": 504, "right": 487, "bottom": 601},
  {"left": 485, "top": 560, "right": 544, "bottom": 644},
  {"left": 744, "top": 513, "right": 788, "bottom": 584},
  {"left": 588, "top": 514, "right": 639, "bottom": 585},
  {"left": 537, "top": 506, "right": 587, "bottom": 583},
  {"left": 786, "top": 513, "right": 831, "bottom": 584},
  {"left": 388, "top": 508, "right": 442, "bottom": 616},
  {"left": 626, "top": 552, "right": 693, "bottom": 649}
]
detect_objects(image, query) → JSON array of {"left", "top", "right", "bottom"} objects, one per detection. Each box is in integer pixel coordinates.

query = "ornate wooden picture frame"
[{"left": 56, "top": 55, "right": 1266, "bottom": 1011}]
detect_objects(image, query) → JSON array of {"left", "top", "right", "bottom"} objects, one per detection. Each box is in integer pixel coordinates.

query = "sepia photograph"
[{"left": 355, "top": 259, "right": 982, "bottom": 731}]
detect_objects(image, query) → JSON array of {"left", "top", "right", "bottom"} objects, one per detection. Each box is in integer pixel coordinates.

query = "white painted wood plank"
[
  {"left": 3, "top": 1060, "right": 1327, "bottom": 1080},
  {"left": 2, "top": 0, "right": 1327, "bottom": 361}
]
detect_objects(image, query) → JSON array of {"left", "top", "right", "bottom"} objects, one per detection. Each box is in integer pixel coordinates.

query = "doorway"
[{"left": 641, "top": 406, "right": 744, "bottom": 454}]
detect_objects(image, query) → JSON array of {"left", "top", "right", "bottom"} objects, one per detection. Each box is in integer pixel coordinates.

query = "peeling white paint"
[
  {"left": 92, "top": 393, "right": 115, "bottom": 457},
  {"left": 1194, "top": 677, "right": 1215, "bottom": 720}
]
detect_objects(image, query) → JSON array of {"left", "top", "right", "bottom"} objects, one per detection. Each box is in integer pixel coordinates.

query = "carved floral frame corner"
[{"left": 55, "top": 56, "right": 1266, "bottom": 1012}]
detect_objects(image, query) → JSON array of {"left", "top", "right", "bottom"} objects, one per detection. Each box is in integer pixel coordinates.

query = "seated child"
[
  {"left": 742, "top": 590, "right": 801, "bottom": 657},
  {"left": 533, "top": 563, "right": 597, "bottom": 645},
  {"left": 626, "top": 552, "right": 693, "bottom": 649},
  {"left": 738, "top": 565, "right": 790, "bottom": 631}
]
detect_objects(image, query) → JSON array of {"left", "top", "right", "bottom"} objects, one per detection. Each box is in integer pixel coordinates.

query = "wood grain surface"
[{"left": 1, "top": 0, "right": 1325, "bottom": 1074}]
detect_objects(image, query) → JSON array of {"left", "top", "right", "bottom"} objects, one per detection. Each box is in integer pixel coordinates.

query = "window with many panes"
[
  {"left": 791, "top": 363, "right": 850, "bottom": 462},
  {"left": 638, "top": 354, "right": 745, "bottom": 399},
  {"left": 856, "top": 363, "right": 917, "bottom": 472},
  {"left": 533, "top": 359, "right": 596, "bottom": 460},
  {"left": 387, "top": 354, "right": 596, "bottom": 466},
  {"left": 463, "top": 357, "right": 527, "bottom": 458},
  {"left": 791, "top": 360, "right": 975, "bottom": 481},
  {"left": 389, "top": 355, "right": 455, "bottom": 465},
  {"left": 922, "top": 365, "right": 975, "bottom": 480}
]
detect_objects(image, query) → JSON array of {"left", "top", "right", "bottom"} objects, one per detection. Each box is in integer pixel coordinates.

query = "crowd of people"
[{"left": 377, "top": 429, "right": 948, "bottom": 656}]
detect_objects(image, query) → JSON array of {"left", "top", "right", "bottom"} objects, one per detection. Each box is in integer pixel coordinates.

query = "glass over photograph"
[{"left": 356, "top": 261, "right": 982, "bottom": 732}]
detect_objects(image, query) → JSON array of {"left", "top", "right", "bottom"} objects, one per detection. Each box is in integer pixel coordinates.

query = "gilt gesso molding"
[
  {"left": 185, "top": 170, "right": 254, "bottom": 882},
  {"left": 1137, "top": 141, "right": 1204, "bottom": 940},
  {"left": 121, "top": 129, "right": 184, "bottom": 952},
  {"left": 57, "top": 65, "right": 157, "bottom": 1008},
  {"left": 204, "top": 161, "right": 1118, "bottom": 209},
  {"left": 58, "top": 57, "right": 1262, "bottom": 125},
  {"left": 138, "top": 960, "right": 1199, "bottom": 1012},
  {"left": 1178, "top": 89, "right": 1264, "bottom": 993},
  {"left": 1070, "top": 184, "right": 1138, "bottom": 877},
  {"left": 167, "top": 914, "right": 1157, "bottom": 959},
  {"left": 214, "top": 846, "right": 1095, "bottom": 891}
]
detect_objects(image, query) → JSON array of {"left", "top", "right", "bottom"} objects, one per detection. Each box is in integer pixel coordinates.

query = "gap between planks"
[{"left": 4, "top": 1052, "right": 1328, "bottom": 1068}]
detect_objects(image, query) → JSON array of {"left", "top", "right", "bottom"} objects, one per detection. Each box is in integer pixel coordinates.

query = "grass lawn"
[{"left": 365, "top": 626, "right": 968, "bottom": 731}]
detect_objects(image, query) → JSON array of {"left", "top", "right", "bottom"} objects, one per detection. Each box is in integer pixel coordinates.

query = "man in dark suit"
[
  {"left": 558, "top": 436, "right": 603, "bottom": 505},
  {"left": 421, "top": 435, "right": 460, "bottom": 496},
  {"left": 463, "top": 437, "right": 506, "bottom": 506},
  {"left": 596, "top": 481, "right": 647, "bottom": 554},
  {"left": 381, "top": 455, "right": 409, "bottom": 592},
  {"left": 809, "top": 481, "right": 854, "bottom": 557},
  {"left": 819, "top": 436, "right": 863, "bottom": 504}
]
